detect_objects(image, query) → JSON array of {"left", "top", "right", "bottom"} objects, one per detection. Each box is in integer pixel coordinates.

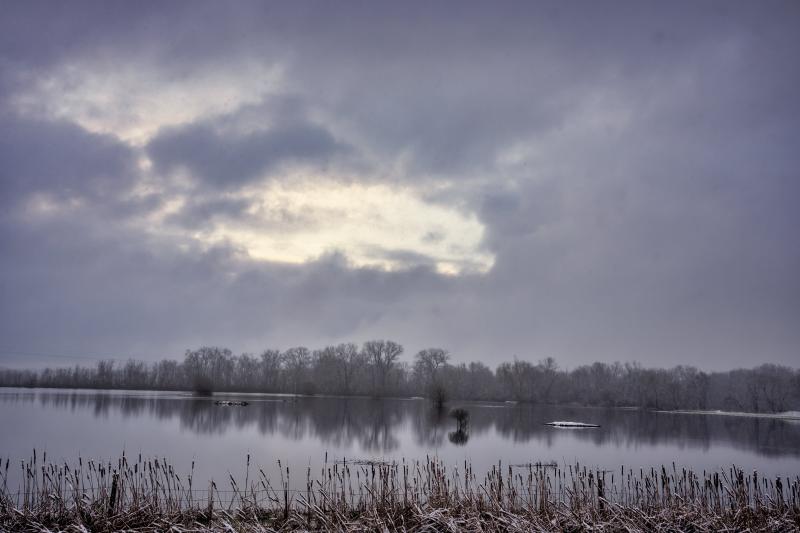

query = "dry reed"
[{"left": 1, "top": 451, "right": 798, "bottom": 531}]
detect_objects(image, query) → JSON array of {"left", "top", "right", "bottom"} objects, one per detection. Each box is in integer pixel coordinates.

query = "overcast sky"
[{"left": 1, "top": 1, "right": 798, "bottom": 370}]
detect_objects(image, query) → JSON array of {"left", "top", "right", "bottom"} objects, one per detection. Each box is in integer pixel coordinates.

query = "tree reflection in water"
[{"left": 0, "top": 390, "right": 797, "bottom": 457}]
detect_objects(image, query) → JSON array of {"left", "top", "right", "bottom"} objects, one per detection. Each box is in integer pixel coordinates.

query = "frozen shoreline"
[{"left": 658, "top": 409, "right": 800, "bottom": 420}]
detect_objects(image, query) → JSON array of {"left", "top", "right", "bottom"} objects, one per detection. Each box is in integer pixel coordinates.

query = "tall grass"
[{"left": 1, "top": 451, "right": 798, "bottom": 531}]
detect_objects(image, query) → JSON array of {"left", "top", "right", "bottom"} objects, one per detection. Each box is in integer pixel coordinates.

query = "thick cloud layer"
[
  {"left": 148, "top": 120, "right": 346, "bottom": 189},
  {"left": 1, "top": 1, "right": 798, "bottom": 369}
]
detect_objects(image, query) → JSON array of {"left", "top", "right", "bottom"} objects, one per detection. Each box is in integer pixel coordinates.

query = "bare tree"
[
  {"left": 414, "top": 348, "right": 450, "bottom": 405},
  {"left": 414, "top": 349, "right": 450, "bottom": 384},
  {"left": 538, "top": 357, "right": 558, "bottom": 404},
  {"left": 0, "top": 342, "right": 797, "bottom": 414},
  {"left": 183, "top": 347, "right": 235, "bottom": 394},
  {"left": 259, "top": 349, "right": 283, "bottom": 392},
  {"left": 282, "top": 346, "right": 311, "bottom": 395},
  {"left": 235, "top": 353, "right": 261, "bottom": 391},
  {"left": 334, "top": 343, "right": 365, "bottom": 395},
  {"left": 363, "top": 340, "right": 403, "bottom": 397},
  {"left": 96, "top": 360, "right": 115, "bottom": 389}
]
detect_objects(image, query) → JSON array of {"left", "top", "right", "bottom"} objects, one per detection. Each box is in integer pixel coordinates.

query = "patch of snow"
[
  {"left": 659, "top": 409, "right": 800, "bottom": 420},
  {"left": 545, "top": 421, "right": 600, "bottom": 428}
]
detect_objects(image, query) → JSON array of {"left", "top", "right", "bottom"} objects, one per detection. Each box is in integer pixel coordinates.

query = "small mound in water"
[
  {"left": 545, "top": 421, "right": 600, "bottom": 428},
  {"left": 214, "top": 400, "right": 249, "bottom": 406}
]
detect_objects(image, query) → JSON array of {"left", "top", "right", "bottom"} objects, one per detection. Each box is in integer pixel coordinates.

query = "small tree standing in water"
[
  {"left": 414, "top": 348, "right": 450, "bottom": 407},
  {"left": 449, "top": 407, "right": 470, "bottom": 445},
  {"left": 450, "top": 408, "right": 469, "bottom": 431}
]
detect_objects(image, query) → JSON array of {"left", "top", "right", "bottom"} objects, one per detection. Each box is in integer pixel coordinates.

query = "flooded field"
[{"left": 1, "top": 387, "right": 798, "bottom": 488}]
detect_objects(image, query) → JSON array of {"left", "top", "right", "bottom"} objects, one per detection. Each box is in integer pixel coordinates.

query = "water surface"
[{"left": 1, "top": 388, "right": 798, "bottom": 488}]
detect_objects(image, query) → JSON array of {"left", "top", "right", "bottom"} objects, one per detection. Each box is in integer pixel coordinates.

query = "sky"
[{"left": 1, "top": 1, "right": 798, "bottom": 370}]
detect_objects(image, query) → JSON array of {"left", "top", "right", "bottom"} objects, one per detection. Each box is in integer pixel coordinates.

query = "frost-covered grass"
[{"left": 1, "top": 452, "right": 798, "bottom": 532}]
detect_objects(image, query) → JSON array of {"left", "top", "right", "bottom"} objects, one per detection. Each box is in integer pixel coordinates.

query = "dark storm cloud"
[
  {"left": 0, "top": 212, "right": 450, "bottom": 366},
  {"left": 163, "top": 196, "right": 255, "bottom": 230},
  {"left": 147, "top": 120, "right": 347, "bottom": 189},
  {"left": 0, "top": 1, "right": 798, "bottom": 369},
  {"left": 0, "top": 113, "right": 135, "bottom": 206}
]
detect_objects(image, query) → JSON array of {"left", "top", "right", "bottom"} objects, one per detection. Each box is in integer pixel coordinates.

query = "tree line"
[{"left": 0, "top": 341, "right": 797, "bottom": 413}]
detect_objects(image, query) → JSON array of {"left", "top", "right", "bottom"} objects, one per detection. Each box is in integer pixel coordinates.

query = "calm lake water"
[{"left": 1, "top": 388, "right": 799, "bottom": 488}]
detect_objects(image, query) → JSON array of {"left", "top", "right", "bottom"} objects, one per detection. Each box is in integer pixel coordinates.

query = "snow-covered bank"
[{"left": 659, "top": 409, "right": 800, "bottom": 420}]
